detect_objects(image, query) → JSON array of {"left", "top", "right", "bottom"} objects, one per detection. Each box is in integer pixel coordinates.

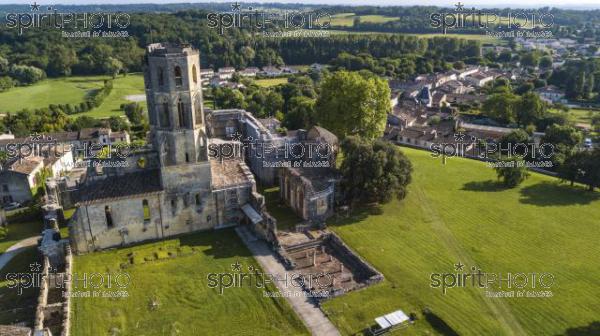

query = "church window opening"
[{"left": 174, "top": 66, "right": 183, "bottom": 87}]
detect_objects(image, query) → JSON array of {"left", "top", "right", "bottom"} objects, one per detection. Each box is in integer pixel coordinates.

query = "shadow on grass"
[
  {"left": 423, "top": 311, "right": 459, "bottom": 336},
  {"left": 519, "top": 182, "right": 600, "bottom": 206},
  {"left": 328, "top": 204, "right": 383, "bottom": 228},
  {"left": 558, "top": 321, "right": 600, "bottom": 336},
  {"left": 178, "top": 229, "right": 253, "bottom": 259},
  {"left": 461, "top": 180, "right": 507, "bottom": 192}
]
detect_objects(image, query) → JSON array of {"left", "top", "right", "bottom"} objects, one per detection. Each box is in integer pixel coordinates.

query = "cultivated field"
[
  {"left": 70, "top": 229, "right": 308, "bottom": 336},
  {"left": 322, "top": 147, "right": 600, "bottom": 335}
]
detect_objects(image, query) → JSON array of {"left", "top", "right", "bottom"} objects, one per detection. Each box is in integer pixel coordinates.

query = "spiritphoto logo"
[
  {"left": 207, "top": 260, "right": 333, "bottom": 296},
  {"left": 430, "top": 2, "right": 554, "bottom": 34},
  {"left": 4, "top": 262, "right": 131, "bottom": 297},
  {"left": 207, "top": 1, "right": 331, "bottom": 35},
  {"left": 430, "top": 262, "right": 554, "bottom": 298},
  {"left": 429, "top": 132, "right": 555, "bottom": 168},
  {"left": 208, "top": 132, "right": 335, "bottom": 168},
  {"left": 4, "top": 133, "right": 137, "bottom": 162},
  {"left": 5, "top": 2, "right": 131, "bottom": 36}
]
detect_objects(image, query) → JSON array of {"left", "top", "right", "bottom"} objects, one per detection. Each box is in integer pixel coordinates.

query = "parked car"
[{"left": 3, "top": 202, "right": 22, "bottom": 211}]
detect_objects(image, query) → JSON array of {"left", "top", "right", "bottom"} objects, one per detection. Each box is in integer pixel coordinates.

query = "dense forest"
[{"left": 0, "top": 9, "right": 483, "bottom": 83}]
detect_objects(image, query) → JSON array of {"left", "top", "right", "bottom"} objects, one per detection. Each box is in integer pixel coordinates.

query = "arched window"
[
  {"left": 174, "top": 66, "right": 183, "bottom": 87},
  {"left": 195, "top": 194, "right": 201, "bottom": 205},
  {"left": 158, "top": 68, "right": 164, "bottom": 86},
  {"left": 160, "top": 102, "right": 170, "bottom": 127},
  {"left": 185, "top": 152, "right": 190, "bottom": 163},
  {"left": 105, "top": 205, "right": 113, "bottom": 228},
  {"left": 142, "top": 200, "right": 151, "bottom": 223},
  {"left": 192, "top": 65, "right": 198, "bottom": 84},
  {"left": 177, "top": 99, "right": 186, "bottom": 128}
]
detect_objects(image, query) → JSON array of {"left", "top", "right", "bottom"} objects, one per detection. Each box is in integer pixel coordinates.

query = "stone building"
[
  {"left": 206, "top": 109, "right": 340, "bottom": 224},
  {"left": 69, "top": 43, "right": 274, "bottom": 253},
  {"left": 279, "top": 127, "right": 340, "bottom": 223}
]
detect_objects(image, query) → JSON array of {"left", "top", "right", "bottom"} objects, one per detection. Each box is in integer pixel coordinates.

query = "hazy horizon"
[{"left": 1, "top": 0, "right": 600, "bottom": 9}]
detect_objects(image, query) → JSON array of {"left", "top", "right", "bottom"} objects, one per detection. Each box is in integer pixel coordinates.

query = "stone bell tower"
[{"left": 143, "top": 43, "right": 214, "bottom": 231}]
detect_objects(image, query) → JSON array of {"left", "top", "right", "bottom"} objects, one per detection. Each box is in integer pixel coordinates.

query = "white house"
[
  {"left": 535, "top": 85, "right": 566, "bottom": 103},
  {"left": 239, "top": 67, "right": 259, "bottom": 77},
  {"left": 218, "top": 67, "right": 236, "bottom": 80}
]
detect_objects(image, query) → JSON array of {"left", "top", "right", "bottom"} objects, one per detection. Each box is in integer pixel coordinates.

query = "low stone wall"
[
  {"left": 32, "top": 242, "right": 72, "bottom": 336},
  {"left": 61, "top": 245, "right": 73, "bottom": 336},
  {"left": 274, "top": 232, "right": 384, "bottom": 301}
]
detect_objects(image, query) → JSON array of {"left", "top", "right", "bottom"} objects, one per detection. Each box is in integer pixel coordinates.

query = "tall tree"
[
  {"left": 340, "top": 136, "right": 412, "bottom": 205},
  {"left": 316, "top": 71, "right": 390, "bottom": 139}
]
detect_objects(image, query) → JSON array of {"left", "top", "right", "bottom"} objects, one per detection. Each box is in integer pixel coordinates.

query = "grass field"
[
  {"left": 0, "top": 246, "right": 41, "bottom": 326},
  {"left": 260, "top": 186, "right": 302, "bottom": 231},
  {"left": 322, "top": 147, "right": 600, "bottom": 335},
  {"left": 78, "top": 74, "right": 146, "bottom": 119},
  {"left": 256, "top": 78, "right": 289, "bottom": 88},
  {"left": 330, "top": 13, "right": 400, "bottom": 27},
  {"left": 70, "top": 229, "right": 308, "bottom": 336},
  {"left": 0, "top": 74, "right": 146, "bottom": 119},
  {"left": 0, "top": 76, "right": 106, "bottom": 114},
  {"left": 0, "top": 219, "right": 43, "bottom": 255},
  {"left": 324, "top": 29, "right": 503, "bottom": 44},
  {"left": 549, "top": 107, "right": 600, "bottom": 128}
]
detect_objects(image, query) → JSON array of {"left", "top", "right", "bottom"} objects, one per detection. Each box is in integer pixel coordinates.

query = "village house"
[
  {"left": 0, "top": 156, "right": 45, "bottom": 204},
  {"left": 239, "top": 67, "right": 259, "bottom": 77},
  {"left": 261, "top": 66, "right": 283, "bottom": 77},
  {"left": 465, "top": 71, "right": 494, "bottom": 87},
  {"left": 535, "top": 85, "right": 566, "bottom": 103},
  {"left": 217, "top": 67, "right": 236, "bottom": 79}
]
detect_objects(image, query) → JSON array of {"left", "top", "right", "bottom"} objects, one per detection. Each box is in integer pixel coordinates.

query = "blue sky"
[{"left": 1, "top": 0, "right": 599, "bottom": 9}]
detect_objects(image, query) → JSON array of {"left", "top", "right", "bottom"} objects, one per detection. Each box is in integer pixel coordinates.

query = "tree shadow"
[
  {"left": 557, "top": 321, "right": 600, "bottom": 336},
  {"left": 423, "top": 310, "right": 459, "bottom": 336},
  {"left": 328, "top": 204, "right": 382, "bottom": 228},
  {"left": 461, "top": 180, "right": 507, "bottom": 192},
  {"left": 178, "top": 229, "right": 253, "bottom": 259},
  {"left": 519, "top": 182, "right": 600, "bottom": 207}
]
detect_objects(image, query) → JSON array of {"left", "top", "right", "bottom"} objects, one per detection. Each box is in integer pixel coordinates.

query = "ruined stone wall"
[{"left": 71, "top": 193, "right": 164, "bottom": 253}]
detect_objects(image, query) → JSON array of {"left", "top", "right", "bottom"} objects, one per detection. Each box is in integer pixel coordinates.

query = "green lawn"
[
  {"left": 256, "top": 78, "right": 289, "bottom": 88},
  {"left": 0, "top": 74, "right": 146, "bottom": 119},
  {"left": 260, "top": 186, "right": 302, "bottom": 231},
  {"left": 322, "top": 147, "right": 600, "bottom": 336},
  {"left": 0, "top": 246, "right": 41, "bottom": 326},
  {"left": 0, "top": 76, "right": 106, "bottom": 114},
  {"left": 71, "top": 229, "right": 308, "bottom": 336},
  {"left": 78, "top": 73, "right": 146, "bottom": 119},
  {"left": 548, "top": 107, "right": 600, "bottom": 128},
  {"left": 0, "top": 219, "right": 43, "bottom": 255}
]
